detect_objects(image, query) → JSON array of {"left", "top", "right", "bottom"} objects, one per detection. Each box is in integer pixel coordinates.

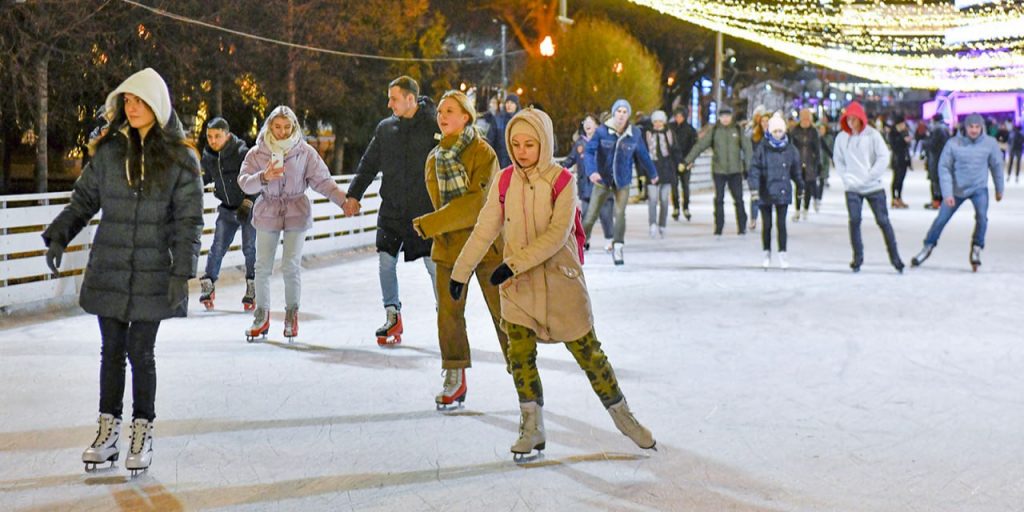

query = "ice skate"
[
  {"left": 604, "top": 239, "right": 613, "bottom": 252},
  {"left": 511, "top": 401, "right": 545, "bottom": 463},
  {"left": 376, "top": 305, "right": 403, "bottom": 346},
  {"left": 246, "top": 308, "right": 269, "bottom": 342},
  {"left": 199, "top": 276, "right": 215, "bottom": 311},
  {"left": 683, "top": 209, "right": 691, "bottom": 221},
  {"left": 970, "top": 244, "right": 982, "bottom": 272},
  {"left": 778, "top": 252, "right": 789, "bottom": 270},
  {"left": 658, "top": 226, "right": 665, "bottom": 239},
  {"left": 649, "top": 224, "right": 658, "bottom": 239},
  {"left": 241, "top": 279, "right": 255, "bottom": 312},
  {"left": 672, "top": 208, "right": 680, "bottom": 221},
  {"left": 850, "top": 259, "right": 862, "bottom": 273},
  {"left": 607, "top": 398, "right": 656, "bottom": 450},
  {"left": 792, "top": 209, "right": 801, "bottom": 222},
  {"left": 911, "top": 244, "right": 935, "bottom": 267},
  {"left": 435, "top": 368, "right": 466, "bottom": 410},
  {"left": 82, "top": 413, "right": 120, "bottom": 472},
  {"left": 748, "top": 219, "right": 757, "bottom": 232},
  {"left": 124, "top": 418, "right": 153, "bottom": 477},
  {"left": 813, "top": 198, "right": 821, "bottom": 212},
  {"left": 801, "top": 210, "right": 809, "bottom": 221},
  {"left": 612, "top": 242, "right": 624, "bottom": 266},
  {"left": 761, "top": 251, "right": 771, "bottom": 270},
  {"left": 284, "top": 306, "right": 299, "bottom": 343}
]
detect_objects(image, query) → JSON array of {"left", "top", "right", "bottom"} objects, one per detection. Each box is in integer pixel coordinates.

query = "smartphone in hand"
[{"left": 271, "top": 151, "right": 285, "bottom": 169}]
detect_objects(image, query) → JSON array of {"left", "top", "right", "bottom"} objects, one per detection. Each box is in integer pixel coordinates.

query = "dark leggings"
[
  {"left": 98, "top": 317, "right": 160, "bottom": 421},
  {"left": 1008, "top": 150, "right": 1022, "bottom": 178},
  {"left": 759, "top": 203, "right": 788, "bottom": 252},
  {"left": 891, "top": 160, "right": 909, "bottom": 199},
  {"left": 800, "top": 179, "right": 818, "bottom": 211}
]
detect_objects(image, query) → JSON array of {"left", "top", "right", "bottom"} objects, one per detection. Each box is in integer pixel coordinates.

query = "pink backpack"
[{"left": 497, "top": 166, "right": 586, "bottom": 265}]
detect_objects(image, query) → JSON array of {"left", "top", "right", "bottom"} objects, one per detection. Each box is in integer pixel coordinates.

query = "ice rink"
[{"left": 2, "top": 168, "right": 1022, "bottom": 511}]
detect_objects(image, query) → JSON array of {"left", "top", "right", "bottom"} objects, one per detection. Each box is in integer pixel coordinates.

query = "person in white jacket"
[{"left": 833, "top": 102, "right": 905, "bottom": 273}]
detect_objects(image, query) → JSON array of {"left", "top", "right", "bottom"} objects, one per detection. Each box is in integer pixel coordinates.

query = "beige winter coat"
[{"left": 452, "top": 108, "right": 594, "bottom": 342}]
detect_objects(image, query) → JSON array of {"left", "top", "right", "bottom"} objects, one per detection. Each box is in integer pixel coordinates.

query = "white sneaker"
[
  {"left": 778, "top": 252, "right": 789, "bottom": 270},
  {"left": 762, "top": 251, "right": 771, "bottom": 269},
  {"left": 658, "top": 226, "right": 665, "bottom": 239}
]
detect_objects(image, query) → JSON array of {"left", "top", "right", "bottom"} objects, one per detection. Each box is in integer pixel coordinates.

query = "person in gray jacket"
[
  {"left": 833, "top": 101, "right": 904, "bottom": 273},
  {"left": 911, "top": 113, "right": 1005, "bottom": 271}
]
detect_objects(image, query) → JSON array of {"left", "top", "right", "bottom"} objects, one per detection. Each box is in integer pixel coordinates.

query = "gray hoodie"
[{"left": 833, "top": 125, "right": 890, "bottom": 195}]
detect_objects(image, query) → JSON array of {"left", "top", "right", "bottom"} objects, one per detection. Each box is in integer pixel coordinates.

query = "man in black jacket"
[
  {"left": 924, "top": 114, "right": 950, "bottom": 209},
  {"left": 668, "top": 107, "right": 697, "bottom": 220},
  {"left": 199, "top": 117, "right": 256, "bottom": 311},
  {"left": 344, "top": 76, "right": 439, "bottom": 346}
]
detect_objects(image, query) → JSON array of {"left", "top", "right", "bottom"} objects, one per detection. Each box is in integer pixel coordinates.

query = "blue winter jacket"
[
  {"left": 584, "top": 121, "right": 657, "bottom": 189},
  {"left": 938, "top": 133, "right": 1005, "bottom": 199},
  {"left": 562, "top": 135, "right": 594, "bottom": 201},
  {"left": 748, "top": 138, "right": 804, "bottom": 205}
]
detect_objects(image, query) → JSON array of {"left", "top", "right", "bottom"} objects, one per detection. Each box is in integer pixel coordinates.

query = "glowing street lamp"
[{"left": 539, "top": 36, "right": 555, "bottom": 57}]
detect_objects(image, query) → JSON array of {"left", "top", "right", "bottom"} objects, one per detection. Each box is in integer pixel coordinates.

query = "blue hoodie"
[
  {"left": 583, "top": 119, "right": 657, "bottom": 189},
  {"left": 938, "top": 131, "right": 1005, "bottom": 199}
]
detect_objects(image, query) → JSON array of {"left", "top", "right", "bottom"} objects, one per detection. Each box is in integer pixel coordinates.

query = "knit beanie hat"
[
  {"left": 964, "top": 113, "right": 984, "bottom": 127},
  {"left": 768, "top": 113, "right": 787, "bottom": 133},
  {"left": 611, "top": 99, "right": 632, "bottom": 117},
  {"left": 105, "top": 68, "right": 172, "bottom": 127},
  {"left": 651, "top": 110, "right": 668, "bottom": 124}
]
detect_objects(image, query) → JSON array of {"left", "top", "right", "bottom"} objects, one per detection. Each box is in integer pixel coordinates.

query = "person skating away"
[
  {"left": 198, "top": 117, "right": 257, "bottom": 312},
  {"left": 42, "top": 68, "right": 204, "bottom": 476},
  {"left": 818, "top": 120, "right": 835, "bottom": 195},
  {"left": 749, "top": 114, "right": 804, "bottom": 270},
  {"left": 924, "top": 114, "right": 951, "bottom": 209},
  {"left": 343, "top": 76, "right": 439, "bottom": 346},
  {"left": 489, "top": 94, "right": 521, "bottom": 169},
  {"left": 450, "top": 108, "right": 656, "bottom": 461},
  {"left": 562, "top": 115, "right": 614, "bottom": 251},
  {"left": 748, "top": 109, "right": 771, "bottom": 231},
  {"left": 790, "top": 109, "right": 822, "bottom": 221},
  {"left": 683, "top": 105, "right": 752, "bottom": 237},
  {"left": 888, "top": 115, "right": 912, "bottom": 209},
  {"left": 412, "top": 90, "right": 508, "bottom": 410},
  {"left": 1007, "top": 124, "right": 1022, "bottom": 183},
  {"left": 582, "top": 98, "right": 658, "bottom": 265},
  {"left": 911, "top": 113, "right": 1005, "bottom": 272},
  {"left": 645, "top": 110, "right": 679, "bottom": 238},
  {"left": 669, "top": 107, "right": 698, "bottom": 221},
  {"left": 238, "top": 106, "right": 347, "bottom": 343},
  {"left": 833, "top": 101, "right": 905, "bottom": 273}
]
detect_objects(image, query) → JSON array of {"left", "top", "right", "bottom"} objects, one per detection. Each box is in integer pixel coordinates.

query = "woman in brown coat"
[
  {"left": 412, "top": 90, "right": 507, "bottom": 409},
  {"left": 450, "top": 108, "right": 655, "bottom": 460}
]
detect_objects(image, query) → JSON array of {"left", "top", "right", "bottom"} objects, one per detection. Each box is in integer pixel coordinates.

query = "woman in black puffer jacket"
[
  {"left": 749, "top": 113, "right": 804, "bottom": 270},
  {"left": 42, "top": 68, "right": 204, "bottom": 475}
]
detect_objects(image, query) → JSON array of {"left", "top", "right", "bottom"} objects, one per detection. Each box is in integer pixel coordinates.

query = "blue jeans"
[
  {"left": 845, "top": 190, "right": 902, "bottom": 266},
  {"left": 204, "top": 206, "right": 256, "bottom": 281},
  {"left": 581, "top": 195, "right": 613, "bottom": 241},
  {"left": 379, "top": 250, "right": 437, "bottom": 310},
  {"left": 924, "top": 189, "right": 989, "bottom": 248}
]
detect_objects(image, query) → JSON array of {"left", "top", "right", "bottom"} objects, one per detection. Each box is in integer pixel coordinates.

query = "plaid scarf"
[{"left": 435, "top": 127, "right": 475, "bottom": 205}]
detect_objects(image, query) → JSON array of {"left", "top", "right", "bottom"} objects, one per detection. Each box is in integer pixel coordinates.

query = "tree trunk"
[
  {"left": 34, "top": 53, "right": 49, "bottom": 193},
  {"left": 213, "top": 74, "right": 223, "bottom": 118},
  {"left": 332, "top": 117, "right": 345, "bottom": 174},
  {"left": 286, "top": 0, "right": 297, "bottom": 107}
]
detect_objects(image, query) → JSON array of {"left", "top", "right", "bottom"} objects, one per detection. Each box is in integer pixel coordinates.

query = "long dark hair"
[{"left": 96, "top": 94, "right": 198, "bottom": 193}]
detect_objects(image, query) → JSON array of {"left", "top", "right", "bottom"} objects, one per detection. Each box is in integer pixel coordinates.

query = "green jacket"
[{"left": 684, "top": 122, "right": 752, "bottom": 175}]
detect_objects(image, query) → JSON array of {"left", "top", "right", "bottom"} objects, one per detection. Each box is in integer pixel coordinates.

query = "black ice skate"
[
  {"left": 511, "top": 401, "right": 545, "bottom": 464},
  {"left": 199, "top": 276, "right": 215, "bottom": 310},
  {"left": 246, "top": 308, "right": 269, "bottom": 343},
  {"left": 970, "top": 244, "right": 982, "bottom": 272},
  {"left": 242, "top": 279, "right": 255, "bottom": 311},
  {"left": 911, "top": 244, "right": 934, "bottom": 267},
  {"left": 435, "top": 368, "right": 466, "bottom": 411},
  {"left": 376, "top": 305, "right": 403, "bottom": 346},
  {"left": 82, "top": 413, "right": 121, "bottom": 472}
]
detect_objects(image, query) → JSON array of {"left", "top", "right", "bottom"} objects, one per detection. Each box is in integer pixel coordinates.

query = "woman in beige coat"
[{"left": 451, "top": 108, "right": 656, "bottom": 459}]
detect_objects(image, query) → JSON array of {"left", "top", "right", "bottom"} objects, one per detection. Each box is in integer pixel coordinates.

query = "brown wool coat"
[
  {"left": 415, "top": 133, "right": 504, "bottom": 267},
  {"left": 452, "top": 109, "right": 594, "bottom": 342}
]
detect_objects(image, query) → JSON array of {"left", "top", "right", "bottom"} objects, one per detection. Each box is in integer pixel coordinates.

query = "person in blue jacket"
[
  {"left": 562, "top": 114, "right": 614, "bottom": 251},
  {"left": 749, "top": 113, "right": 803, "bottom": 270},
  {"left": 582, "top": 99, "right": 658, "bottom": 265}
]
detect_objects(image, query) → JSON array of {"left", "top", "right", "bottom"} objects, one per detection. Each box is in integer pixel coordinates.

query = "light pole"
[
  {"left": 501, "top": 24, "right": 508, "bottom": 92},
  {"left": 713, "top": 32, "right": 724, "bottom": 110}
]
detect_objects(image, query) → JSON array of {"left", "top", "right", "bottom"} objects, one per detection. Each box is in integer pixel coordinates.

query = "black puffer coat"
[
  {"left": 42, "top": 114, "right": 204, "bottom": 321},
  {"left": 789, "top": 125, "right": 821, "bottom": 181},
  {"left": 201, "top": 133, "right": 254, "bottom": 209},
  {"left": 348, "top": 96, "right": 438, "bottom": 261},
  {"left": 748, "top": 137, "right": 804, "bottom": 205}
]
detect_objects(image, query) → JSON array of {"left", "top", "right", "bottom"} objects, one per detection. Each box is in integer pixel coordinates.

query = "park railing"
[{"left": 0, "top": 176, "right": 379, "bottom": 312}]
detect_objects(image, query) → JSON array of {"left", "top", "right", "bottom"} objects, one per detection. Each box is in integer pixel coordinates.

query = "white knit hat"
[
  {"left": 768, "top": 113, "right": 787, "bottom": 134},
  {"left": 651, "top": 110, "right": 667, "bottom": 123},
  {"left": 104, "top": 68, "right": 172, "bottom": 127}
]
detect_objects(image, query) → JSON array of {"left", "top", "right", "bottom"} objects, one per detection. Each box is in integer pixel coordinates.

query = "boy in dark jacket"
[{"left": 199, "top": 117, "right": 256, "bottom": 310}]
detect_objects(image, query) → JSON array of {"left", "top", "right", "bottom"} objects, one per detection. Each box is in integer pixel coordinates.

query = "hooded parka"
[{"left": 452, "top": 108, "right": 594, "bottom": 343}]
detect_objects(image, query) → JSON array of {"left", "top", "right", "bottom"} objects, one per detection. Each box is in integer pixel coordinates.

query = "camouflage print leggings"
[{"left": 503, "top": 321, "right": 623, "bottom": 408}]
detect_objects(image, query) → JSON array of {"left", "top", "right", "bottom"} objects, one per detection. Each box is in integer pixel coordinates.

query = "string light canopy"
[{"left": 628, "top": 0, "right": 1024, "bottom": 91}]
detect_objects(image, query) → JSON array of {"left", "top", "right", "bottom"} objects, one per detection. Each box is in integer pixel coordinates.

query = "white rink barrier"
[{"left": 0, "top": 176, "right": 379, "bottom": 311}]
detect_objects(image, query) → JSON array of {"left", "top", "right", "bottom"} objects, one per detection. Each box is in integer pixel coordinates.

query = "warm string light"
[{"left": 630, "top": 0, "right": 1024, "bottom": 91}]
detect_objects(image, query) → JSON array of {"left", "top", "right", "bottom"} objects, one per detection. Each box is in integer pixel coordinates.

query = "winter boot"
[
  {"left": 683, "top": 209, "right": 691, "bottom": 221},
  {"left": 761, "top": 250, "right": 771, "bottom": 270},
  {"left": 284, "top": 306, "right": 299, "bottom": 342},
  {"left": 511, "top": 401, "right": 545, "bottom": 461},
  {"left": 199, "top": 276, "right": 215, "bottom": 310},
  {"left": 435, "top": 368, "right": 467, "bottom": 409},
  {"left": 82, "top": 413, "right": 121, "bottom": 471},
  {"left": 612, "top": 242, "right": 624, "bottom": 266},
  {"left": 246, "top": 307, "right": 269, "bottom": 342},
  {"left": 778, "top": 251, "right": 789, "bottom": 270},
  {"left": 124, "top": 418, "right": 153, "bottom": 477},
  {"left": 607, "top": 398, "right": 656, "bottom": 450},
  {"left": 241, "top": 279, "right": 255, "bottom": 311},
  {"left": 376, "top": 305, "right": 403, "bottom": 346},
  {"left": 970, "top": 244, "right": 982, "bottom": 272},
  {"left": 911, "top": 244, "right": 935, "bottom": 267}
]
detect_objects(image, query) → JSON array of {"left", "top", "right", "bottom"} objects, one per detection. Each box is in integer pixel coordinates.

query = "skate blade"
[
  {"left": 128, "top": 467, "right": 149, "bottom": 478},
  {"left": 435, "top": 402, "right": 465, "bottom": 412},
  {"left": 84, "top": 461, "right": 117, "bottom": 473},
  {"left": 512, "top": 450, "right": 545, "bottom": 464},
  {"left": 377, "top": 335, "right": 402, "bottom": 347}
]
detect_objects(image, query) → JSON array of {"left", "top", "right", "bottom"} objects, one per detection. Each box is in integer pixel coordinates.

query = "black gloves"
[
  {"left": 489, "top": 263, "right": 513, "bottom": 286},
  {"left": 167, "top": 277, "right": 189, "bottom": 309},
  {"left": 45, "top": 244, "right": 64, "bottom": 277},
  {"left": 448, "top": 279, "right": 465, "bottom": 301},
  {"left": 236, "top": 198, "right": 254, "bottom": 223}
]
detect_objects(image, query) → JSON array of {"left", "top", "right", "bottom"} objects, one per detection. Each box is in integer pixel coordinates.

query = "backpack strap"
[
  {"left": 497, "top": 166, "right": 515, "bottom": 213},
  {"left": 551, "top": 168, "right": 573, "bottom": 200}
]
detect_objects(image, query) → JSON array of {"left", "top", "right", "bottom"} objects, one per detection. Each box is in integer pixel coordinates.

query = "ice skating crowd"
[{"left": 42, "top": 68, "right": 1009, "bottom": 475}]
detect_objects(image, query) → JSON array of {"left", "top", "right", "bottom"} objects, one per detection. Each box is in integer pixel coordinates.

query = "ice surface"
[{"left": 2, "top": 168, "right": 1022, "bottom": 511}]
